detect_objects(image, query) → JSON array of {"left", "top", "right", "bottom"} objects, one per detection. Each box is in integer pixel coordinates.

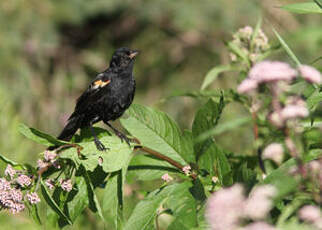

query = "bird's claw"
[
  {"left": 116, "top": 133, "right": 131, "bottom": 146},
  {"left": 94, "top": 140, "right": 108, "bottom": 151}
]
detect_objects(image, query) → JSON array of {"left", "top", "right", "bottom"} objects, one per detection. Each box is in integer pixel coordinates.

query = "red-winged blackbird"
[{"left": 52, "top": 47, "right": 139, "bottom": 151}]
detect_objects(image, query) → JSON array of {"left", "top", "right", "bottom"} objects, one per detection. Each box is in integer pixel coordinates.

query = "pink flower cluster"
[
  {"left": 59, "top": 179, "right": 73, "bottom": 192},
  {"left": 299, "top": 205, "right": 322, "bottom": 229},
  {"left": 0, "top": 165, "right": 41, "bottom": 214},
  {"left": 161, "top": 173, "right": 173, "bottom": 183},
  {"left": 237, "top": 61, "right": 318, "bottom": 129},
  {"left": 238, "top": 62, "right": 321, "bottom": 94},
  {"left": 37, "top": 150, "right": 60, "bottom": 170},
  {"left": 230, "top": 26, "right": 270, "bottom": 63},
  {"left": 206, "top": 184, "right": 276, "bottom": 230},
  {"left": 262, "top": 143, "right": 284, "bottom": 164},
  {"left": 182, "top": 165, "right": 191, "bottom": 175}
]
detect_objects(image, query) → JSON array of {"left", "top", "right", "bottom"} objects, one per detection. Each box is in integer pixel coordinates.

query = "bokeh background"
[{"left": 0, "top": 0, "right": 321, "bottom": 229}]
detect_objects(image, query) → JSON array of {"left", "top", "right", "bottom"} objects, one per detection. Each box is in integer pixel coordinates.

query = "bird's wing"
[{"left": 72, "top": 71, "right": 114, "bottom": 115}]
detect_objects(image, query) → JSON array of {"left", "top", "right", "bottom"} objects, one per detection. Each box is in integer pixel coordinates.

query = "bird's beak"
[{"left": 129, "top": 50, "right": 139, "bottom": 59}]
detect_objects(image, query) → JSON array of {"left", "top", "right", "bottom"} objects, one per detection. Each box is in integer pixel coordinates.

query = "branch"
[{"left": 132, "top": 138, "right": 197, "bottom": 179}]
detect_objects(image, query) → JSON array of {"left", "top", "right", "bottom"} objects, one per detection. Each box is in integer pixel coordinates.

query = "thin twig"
[{"left": 132, "top": 138, "right": 197, "bottom": 179}]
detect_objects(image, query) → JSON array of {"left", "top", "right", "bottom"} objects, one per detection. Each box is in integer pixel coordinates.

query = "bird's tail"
[{"left": 48, "top": 115, "right": 82, "bottom": 150}]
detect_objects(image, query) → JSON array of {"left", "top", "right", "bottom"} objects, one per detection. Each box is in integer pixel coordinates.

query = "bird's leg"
[
  {"left": 104, "top": 121, "right": 131, "bottom": 146},
  {"left": 89, "top": 123, "right": 107, "bottom": 151}
]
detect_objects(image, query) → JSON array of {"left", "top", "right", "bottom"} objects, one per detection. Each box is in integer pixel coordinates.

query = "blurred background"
[{"left": 0, "top": 0, "right": 321, "bottom": 229}]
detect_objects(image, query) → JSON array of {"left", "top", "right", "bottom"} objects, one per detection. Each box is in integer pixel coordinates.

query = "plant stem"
[{"left": 133, "top": 138, "right": 197, "bottom": 179}]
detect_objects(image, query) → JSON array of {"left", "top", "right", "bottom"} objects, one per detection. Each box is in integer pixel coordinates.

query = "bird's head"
[{"left": 110, "top": 47, "right": 139, "bottom": 69}]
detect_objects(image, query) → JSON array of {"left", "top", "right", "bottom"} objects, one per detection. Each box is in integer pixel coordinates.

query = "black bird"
[{"left": 54, "top": 47, "right": 139, "bottom": 151}]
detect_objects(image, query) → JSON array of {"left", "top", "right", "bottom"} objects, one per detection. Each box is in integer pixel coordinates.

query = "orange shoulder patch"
[{"left": 93, "top": 79, "right": 111, "bottom": 87}]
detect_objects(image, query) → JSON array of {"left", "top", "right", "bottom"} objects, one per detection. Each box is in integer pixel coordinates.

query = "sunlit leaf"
[
  {"left": 201, "top": 65, "right": 235, "bottom": 90},
  {"left": 281, "top": 2, "right": 322, "bottom": 14},
  {"left": 121, "top": 104, "right": 193, "bottom": 164},
  {"left": 41, "top": 180, "right": 73, "bottom": 225},
  {"left": 18, "top": 123, "right": 67, "bottom": 146},
  {"left": 59, "top": 135, "right": 133, "bottom": 172}
]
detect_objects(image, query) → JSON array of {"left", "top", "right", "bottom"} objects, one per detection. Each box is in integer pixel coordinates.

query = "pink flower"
[
  {"left": 26, "top": 192, "right": 41, "bottom": 204},
  {"left": 237, "top": 79, "right": 258, "bottom": 94},
  {"left": 0, "top": 178, "right": 11, "bottom": 190},
  {"left": 37, "top": 159, "right": 49, "bottom": 169},
  {"left": 182, "top": 165, "right": 191, "bottom": 175},
  {"left": 44, "top": 150, "right": 57, "bottom": 162},
  {"left": 268, "top": 112, "right": 284, "bottom": 128},
  {"left": 248, "top": 61, "right": 297, "bottom": 83},
  {"left": 308, "top": 160, "right": 321, "bottom": 173},
  {"left": 59, "top": 179, "right": 73, "bottom": 192},
  {"left": 244, "top": 222, "right": 277, "bottom": 230},
  {"left": 161, "top": 173, "right": 173, "bottom": 183},
  {"left": 10, "top": 203, "right": 25, "bottom": 214},
  {"left": 281, "top": 105, "right": 309, "bottom": 120},
  {"left": 299, "top": 205, "right": 321, "bottom": 223},
  {"left": 4, "top": 165, "right": 16, "bottom": 179},
  {"left": 10, "top": 189, "right": 23, "bottom": 202},
  {"left": 298, "top": 65, "right": 321, "bottom": 84},
  {"left": 206, "top": 184, "right": 245, "bottom": 230},
  {"left": 0, "top": 187, "right": 25, "bottom": 214},
  {"left": 0, "top": 190, "right": 10, "bottom": 204},
  {"left": 238, "top": 26, "right": 253, "bottom": 39},
  {"left": 45, "top": 179, "right": 55, "bottom": 190},
  {"left": 244, "top": 185, "right": 276, "bottom": 220},
  {"left": 16, "top": 175, "right": 32, "bottom": 187},
  {"left": 262, "top": 143, "right": 284, "bottom": 164}
]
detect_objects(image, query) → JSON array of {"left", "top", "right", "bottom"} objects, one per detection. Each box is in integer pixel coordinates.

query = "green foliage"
[
  {"left": 281, "top": 2, "right": 322, "bottom": 14},
  {"left": 121, "top": 104, "right": 193, "bottom": 164},
  {"left": 1, "top": 1, "right": 322, "bottom": 230}
]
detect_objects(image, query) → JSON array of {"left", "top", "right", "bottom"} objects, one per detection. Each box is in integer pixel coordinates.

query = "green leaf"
[
  {"left": 101, "top": 153, "right": 132, "bottom": 229},
  {"left": 74, "top": 127, "right": 110, "bottom": 142},
  {"left": 307, "top": 90, "right": 322, "bottom": 111},
  {"left": 0, "top": 152, "right": 24, "bottom": 168},
  {"left": 102, "top": 173, "right": 123, "bottom": 229},
  {"left": 41, "top": 180, "right": 73, "bottom": 225},
  {"left": 65, "top": 175, "right": 89, "bottom": 222},
  {"left": 83, "top": 168, "right": 105, "bottom": 222},
  {"left": 200, "top": 143, "right": 232, "bottom": 185},
  {"left": 263, "top": 159, "right": 298, "bottom": 198},
  {"left": 165, "top": 89, "right": 245, "bottom": 103},
  {"left": 196, "top": 117, "right": 252, "bottom": 143},
  {"left": 192, "top": 98, "right": 224, "bottom": 157},
  {"left": 124, "top": 185, "right": 176, "bottom": 230},
  {"left": 165, "top": 181, "right": 197, "bottom": 229},
  {"left": 59, "top": 135, "right": 132, "bottom": 172},
  {"left": 315, "top": 0, "right": 322, "bottom": 9},
  {"left": 192, "top": 98, "right": 231, "bottom": 184},
  {"left": 272, "top": 28, "right": 301, "bottom": 66},
  {"left": 120, "top": 104, "right": 191, "bottom": 164},
  {"left": 128, "top": 154, "right": 178, "bottom": 181},
  {"left": 201, "top": 65, "right": 234, "bottom": 90},
  {"left": 18, "top": 123, "right": 67, "bottom": 146},
  {"left": 277, "top": 194, "right": 312, "bottom": 226},
  {"left": 250, "top": 16, "right": 262, "bottom": 49},
  {"left": 26, "top": 202, "right": 42, "bottom": 225},
  {"left": 281, "top": 2, "right": 322, "bottom": 14}
]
